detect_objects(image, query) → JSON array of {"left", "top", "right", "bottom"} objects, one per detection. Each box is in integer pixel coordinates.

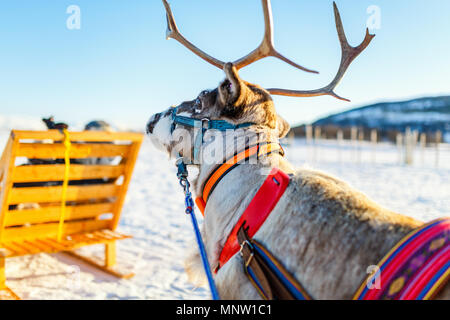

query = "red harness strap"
[
  {"left": 193, "top": 142, "right": 289, "bottom": 273},
  {"left": 217, "top": 168, "right": 290, "bottom": 271}
]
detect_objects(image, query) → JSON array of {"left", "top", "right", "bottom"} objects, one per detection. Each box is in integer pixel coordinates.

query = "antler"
[
  {"left": 162, "top": 0, "right": 375, "bottom": 102},
  {"left": 162, "top": 0, "right": 318, "bottom": 74},
  {"left": 232, "top": 0, "right": 318, "bottom": 73},
  {"left": 162, "top": 0, "right": 225, "bottom": 69},
  {"left": 267, "top": 2, "right": 375, "bottom": 102}
]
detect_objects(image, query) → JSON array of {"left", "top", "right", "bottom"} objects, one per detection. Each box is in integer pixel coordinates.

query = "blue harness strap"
[
  {"left": 237, "top": 225, "right": 312, "bottom": 300},
  {"left": 170, "top": 106, "right": 254, "bottom": 163},
  {"left": 171, "top": 107, "right": 254, "bottom": 131},
  {"left": 251, "top": 241, "right": 311, "bottom": 300}
]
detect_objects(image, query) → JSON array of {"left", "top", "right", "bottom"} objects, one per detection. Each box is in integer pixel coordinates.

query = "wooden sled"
[{"left": 0, "top": 130, "right": 143, "bottom": 299}]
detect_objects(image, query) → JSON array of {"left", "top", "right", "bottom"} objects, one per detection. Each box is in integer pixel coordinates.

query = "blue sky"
[{"left": 1, "top": 1, "right": 449, "bottom": 129}]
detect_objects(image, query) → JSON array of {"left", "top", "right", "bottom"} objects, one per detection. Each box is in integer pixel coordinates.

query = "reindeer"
[{"left": 147, "top": 0, "right": 449, "bottom": 299}]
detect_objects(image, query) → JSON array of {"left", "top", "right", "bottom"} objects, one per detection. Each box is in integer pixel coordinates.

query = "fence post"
[
  {"left": 288, "top": 130, "right": 295, "bottom": 146},
  {"left": 357, "top": 129, "right": 364, "bottom": 164},
  {"left": 396, "top": 133, "right": 403, "bottom": 164},
  {"left": 337, "top": 129, "right": 343, "bottom": 163},
  {"left": 435, "top": 130, "right": 442, "bottom": 168},
  {"left": 419, "top": 133, "right": 426, "bottom": 165},
  {"left": 314, "top": 126, "right": 321, "bottom": 163},
  {"left": 404, "top": 127, "right": 417, "bottom": 165},
  {"left": 351, "top": 126, "right": 357, "bottom": 163},
  {"left": 306, "top": 125, "right": 313, "bottom": 163},
  {"left": 370, "top": 129, "right": 377, "bottom": 164}
]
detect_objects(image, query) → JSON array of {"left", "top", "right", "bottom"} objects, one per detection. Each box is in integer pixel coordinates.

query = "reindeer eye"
[{"left": 194, "top": 98, "right": 202, "bottom": 112}]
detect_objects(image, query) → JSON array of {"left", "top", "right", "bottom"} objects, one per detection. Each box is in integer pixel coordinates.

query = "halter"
[
  {"left": 170, "top": 106, "right": 254, "bottom": 163},
  {"left": 172, "top": 106, "right": 255, "bottom": 300}
]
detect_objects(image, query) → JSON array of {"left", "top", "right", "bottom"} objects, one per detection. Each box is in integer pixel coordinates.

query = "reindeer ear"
[
  {"left": 218, "top": 62, "right": 243, "bottom": 106},
  {"left": 276, "top": 115, "right": 290, "bottom": 138}
]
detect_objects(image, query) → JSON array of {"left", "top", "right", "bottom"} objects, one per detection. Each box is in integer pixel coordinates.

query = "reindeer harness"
[
  {"left": 199, "top": 154, "right": 450, "bottom": 300},
  {"left": 173, "top": 109, "right": 449, "bottom": 300},
  {"left": 176, "top": 134, "right": 449, "bottom": 300}
]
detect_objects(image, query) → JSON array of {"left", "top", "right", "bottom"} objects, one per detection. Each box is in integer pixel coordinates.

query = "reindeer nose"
[{"left": 146, "top": 112, "right": 162, "bottom": 134}]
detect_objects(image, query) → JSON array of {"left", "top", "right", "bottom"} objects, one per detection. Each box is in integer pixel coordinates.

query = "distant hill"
[{"left": 291, "top": 96, "right": 450, "bottom": 142}]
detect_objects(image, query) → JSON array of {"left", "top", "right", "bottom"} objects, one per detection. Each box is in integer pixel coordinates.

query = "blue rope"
[
  {"left": 177, "top": 159, "right": 220, "bottom": 300},
  {"left": 184, "top": 191, "right": 220, "bottom": 300}
]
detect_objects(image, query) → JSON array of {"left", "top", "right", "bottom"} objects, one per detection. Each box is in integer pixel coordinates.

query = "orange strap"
[{"left": 195, "top": 142, "right": 283, "bottom": 216}]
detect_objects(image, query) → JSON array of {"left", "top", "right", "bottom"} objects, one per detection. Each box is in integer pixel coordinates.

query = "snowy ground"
[{"left": 1, "top": 126, "right": 449, "bottom": 300}]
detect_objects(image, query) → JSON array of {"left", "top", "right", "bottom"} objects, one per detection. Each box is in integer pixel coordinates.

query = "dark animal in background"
[
  {"left": 82, "top": 120, "right": 116, "bottom": 165},
  {"left": 85, "top": 120, "right": 113, "bottom": 132},
  {"left": 42, "top": 116, "right": 69, "bottom": 130},
  {"left": 13, "top": 119, "right": 117, "bottom": 211}
]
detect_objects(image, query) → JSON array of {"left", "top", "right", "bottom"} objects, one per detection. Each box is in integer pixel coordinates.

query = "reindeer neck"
[
  {"left": 191, "top": 129, "right": 291, "bottom": 197},
  {"left": 191, "top": 146, "right": 294, "bottom": 267}
]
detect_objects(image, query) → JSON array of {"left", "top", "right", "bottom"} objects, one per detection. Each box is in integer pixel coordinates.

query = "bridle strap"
[
  {"left": 171, "top": 107, "right": 254, "bottom": 131},
  {"left": 170, "top": 106, "right": 255, "bottom": 163}
]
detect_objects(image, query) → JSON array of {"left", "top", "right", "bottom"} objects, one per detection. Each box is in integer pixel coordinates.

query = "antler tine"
[
  {"left": 233, "top": 0, "right": 318, "bottom": 74},
  {"left": 267, "top": 2, "right": 375, "bottom": 102},
  {"left": 162, "top": 0, "right": 225, "bottom": 69}
]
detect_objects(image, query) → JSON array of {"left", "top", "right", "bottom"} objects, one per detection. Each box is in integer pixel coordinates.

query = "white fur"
[{"left": 149, "top": 114, "right": 173, "bottom": 152}]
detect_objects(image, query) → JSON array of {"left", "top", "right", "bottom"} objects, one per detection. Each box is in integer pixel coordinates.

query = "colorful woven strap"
[{"left": 354, "top": 217, "right": 450, "bottom": 300}]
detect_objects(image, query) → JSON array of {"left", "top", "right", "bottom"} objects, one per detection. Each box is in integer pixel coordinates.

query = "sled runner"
[{"left": 0, "top": 130, "right": 143, "bottom": 299}]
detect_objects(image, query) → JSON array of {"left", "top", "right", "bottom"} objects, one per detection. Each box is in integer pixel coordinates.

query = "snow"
[{"left": 0, "top": 117, "right": 449, "bottom": 300}]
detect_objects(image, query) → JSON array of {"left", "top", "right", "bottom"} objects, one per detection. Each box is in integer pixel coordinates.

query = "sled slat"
[
  {"left": 69, "top": 233, "right": 98, "bottom": 245},
  {"left": 38, "top": 238, "right": 70, "bottom": 251},
  {"left": 5, "top": 202, "right": 115, "bottom": 227},
  {"left": 12, "top": 241, "right": 41, "bottom": 254},
  {"left": 13, "top": 164, "right": 125, "bottom": 183},
  {"left": 12, "top": 130, "right": 143, "bottom": 142},
  {"left": 9, "top": 184, "right": 119, "bottom": 204},
  {"left": 1, "top": 242, "right": 29, "bottom": 255},
  {"left": 102, "top": 229, "right": 127, "bottom": 238},
  {"left": 27, "top": 239, "right": 55, "bottom": 252},
  {"left": 0, "top": 244, "right": 19, "bottom": 257},
  {"left": 16, "top": 143, "right": 130, "bottom": 159},
  {"left": 93, "top": 230, "right": 116, "bottom": 240},
  {"left": 2, "top": 219, "right": 111, "bottom": 242}
]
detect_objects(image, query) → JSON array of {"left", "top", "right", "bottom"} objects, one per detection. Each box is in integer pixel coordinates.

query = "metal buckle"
[
  {"left": 171, "top": 106, "right": 177, "bottom": 120},
  {"left": 239, "top": 240, "right": 254, "bottom": 267},
  {"left": 201, "top": 118, "right": 210, "bottom": 129}
]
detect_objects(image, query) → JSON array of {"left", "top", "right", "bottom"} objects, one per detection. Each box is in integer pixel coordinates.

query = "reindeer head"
[
  {"left": 147, "top": 62, "right": 290, "bottom": 160},
  {"left": 147, "top": 0, "right": 374, "bottom": 162}
]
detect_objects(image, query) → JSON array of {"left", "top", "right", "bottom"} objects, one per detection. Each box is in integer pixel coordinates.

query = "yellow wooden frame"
[{"left": 0, "top": 130, "right": 143, "bottom": 299}]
